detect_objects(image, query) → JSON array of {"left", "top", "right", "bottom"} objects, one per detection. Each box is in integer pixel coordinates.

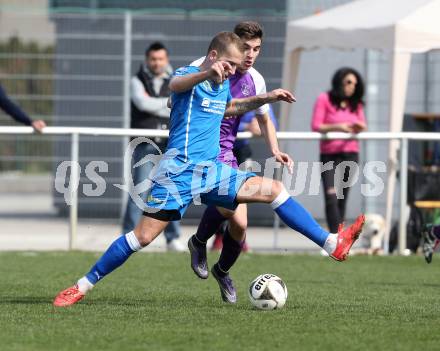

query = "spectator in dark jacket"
[{"left": 0, "top": 83, "right": 46, "bottom": 132}]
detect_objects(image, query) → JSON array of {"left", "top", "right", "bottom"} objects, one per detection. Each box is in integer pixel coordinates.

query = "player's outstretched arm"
[
  {"left": 256, "top": 113, "right": 294, "bottom": 173},
  {"left": 224, "top": 88, "right": 295, "bottom": 117},
  {"left": 169, "top": 61, "right": 233, "bottom": 93},
  {"left": 169, "top": 71, "right": 211, "bottom": 93}
]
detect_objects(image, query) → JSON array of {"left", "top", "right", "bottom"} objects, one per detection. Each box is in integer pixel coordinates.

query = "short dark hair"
[
  {"left": 207, "top": 31, "right": 244, "bottom": 56},
  {"left": 145, "top": 42, "right": 168, "bottom": 57},
  {"left": 328, "top": 67, "right": 365, "bottom": 112},
  {"left": 234, "top": 21, "right": 264, "bottom": 41}
]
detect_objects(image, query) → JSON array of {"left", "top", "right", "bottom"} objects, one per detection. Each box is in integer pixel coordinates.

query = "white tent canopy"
[
  {"left": 280, "top": 0, "right": 440, "bottom": 253},
  {"left": 284, "top": 0, "right": 440, "bottom": 53}
]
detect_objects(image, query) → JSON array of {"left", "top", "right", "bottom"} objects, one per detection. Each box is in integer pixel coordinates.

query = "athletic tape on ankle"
[
  {"left": 217, "top": 263, "right": 228, "bottom": 274},
  {"left": 194, "top": 234, "right": 207, "bottom": 244}
]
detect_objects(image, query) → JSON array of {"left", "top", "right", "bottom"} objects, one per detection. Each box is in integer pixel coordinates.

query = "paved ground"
[{"left": 0, "top": 193, "right": 319, "bottom": 253}]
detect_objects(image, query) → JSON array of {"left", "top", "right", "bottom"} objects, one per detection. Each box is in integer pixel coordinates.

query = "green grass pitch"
[{"left": 0, "top": 251, "right": 439, "bottom": 351}]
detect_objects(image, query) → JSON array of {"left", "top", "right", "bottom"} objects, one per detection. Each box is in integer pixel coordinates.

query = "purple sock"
[
  {"left": 432, "top": 225, "right": 440, "bottom": 239},
  {"left": 216, "top": 228, "right": 244, "bottom": 277},
  {"left": 195, "top": 206, "right": 227, "bottom": 243}
]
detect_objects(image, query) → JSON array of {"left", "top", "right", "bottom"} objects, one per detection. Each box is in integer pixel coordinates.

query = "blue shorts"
[{"left": 144, "top": 156, "right": 255, "bottom": 220}]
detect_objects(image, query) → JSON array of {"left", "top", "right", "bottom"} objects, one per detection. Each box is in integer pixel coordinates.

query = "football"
[{"left": 248, "top": 274, "right": 288, "bottom": 310}]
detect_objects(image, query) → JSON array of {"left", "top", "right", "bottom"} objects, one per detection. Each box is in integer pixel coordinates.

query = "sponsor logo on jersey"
[
  {"left": 201, "top": 98, "right": 210, "bottom": 107},
  {"left": 241, "top": 82, "right": 250, "bottom": 96},
  {"left": 147, "top": 194, "right": 165, "bottom": 204}
]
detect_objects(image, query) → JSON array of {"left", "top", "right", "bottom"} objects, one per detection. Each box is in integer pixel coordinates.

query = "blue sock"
[
  {"left": 85, "top": 232, "right": 141, "bottom": 285},
  {"left": 271, "top": 189, "right": 329, "bottom": 247}
]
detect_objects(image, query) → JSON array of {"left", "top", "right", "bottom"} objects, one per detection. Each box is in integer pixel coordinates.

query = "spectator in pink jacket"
[{"left": 311, "top": 67, "right": 367, "bottom": 232}]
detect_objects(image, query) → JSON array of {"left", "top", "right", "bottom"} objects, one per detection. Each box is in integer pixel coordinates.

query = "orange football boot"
[
  {"left": 53, "top": 285, "right": 85, "bottom": 307},
  {"left": 330, "top": 214, "right": 365, "bottom": 261}
]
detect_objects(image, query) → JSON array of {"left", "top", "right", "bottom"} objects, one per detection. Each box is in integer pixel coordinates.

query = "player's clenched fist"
[
  {"left": 208, "top": 61, "right": 234, "bottom": 83},
  {"left": 267, "top": 89, "right": 296, "bottom": 103}
]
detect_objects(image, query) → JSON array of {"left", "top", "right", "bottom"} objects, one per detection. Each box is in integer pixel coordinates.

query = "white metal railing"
[{"left": 1, "top": 126, "right": 440, "bottom": 254}]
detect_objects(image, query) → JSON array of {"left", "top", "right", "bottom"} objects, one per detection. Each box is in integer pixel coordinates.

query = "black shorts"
[{"left": 143, "top": 209, "right": 182, "bottom": 221}]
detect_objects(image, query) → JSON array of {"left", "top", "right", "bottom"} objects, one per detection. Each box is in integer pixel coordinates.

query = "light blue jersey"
[
  {"left": 167, "top": 66, "right": 232, "bottom": 163},
  {"left": 145, "top": 65, "right": 254, "bottom": 219}
]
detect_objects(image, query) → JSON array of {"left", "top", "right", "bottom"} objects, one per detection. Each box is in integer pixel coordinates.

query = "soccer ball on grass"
[{"left": 248, "top": 273, "right": 288, "bottom": 310}]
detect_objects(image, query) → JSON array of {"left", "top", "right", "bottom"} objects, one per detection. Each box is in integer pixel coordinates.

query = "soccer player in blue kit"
[{"left": 54, "top": 31, "right": 365, "bottom": 307}]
